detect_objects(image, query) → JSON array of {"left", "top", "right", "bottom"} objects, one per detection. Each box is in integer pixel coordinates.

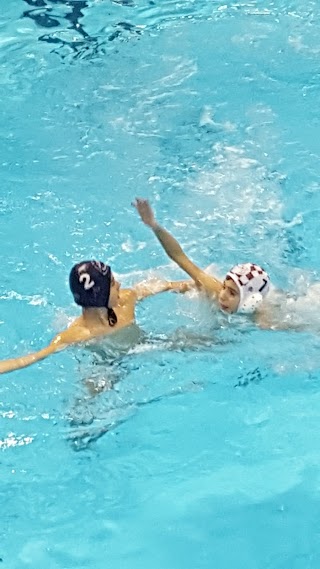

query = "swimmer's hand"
[
  {"left": 170, "top": 280, "right": 196, "bottom": 294},
  {"left": 132, "top": 198, "right": 158, "bottom": 229}
]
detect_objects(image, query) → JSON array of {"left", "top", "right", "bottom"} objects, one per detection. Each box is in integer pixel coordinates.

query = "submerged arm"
[
  {"left": 255, "top": 308, "right": 306, "bottom": 332},
  {"left": 133, "top": 198, "right": 222, "bottom": 297}
]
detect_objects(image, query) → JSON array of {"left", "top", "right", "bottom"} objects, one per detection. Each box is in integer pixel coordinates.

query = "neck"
[{"left": 82, "top": 307, "right": 109, "bottom": 326}]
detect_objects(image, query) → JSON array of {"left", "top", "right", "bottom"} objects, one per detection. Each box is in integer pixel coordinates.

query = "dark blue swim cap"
[{"left": 69, "top": 260, "right": 112, "bottom": 308}]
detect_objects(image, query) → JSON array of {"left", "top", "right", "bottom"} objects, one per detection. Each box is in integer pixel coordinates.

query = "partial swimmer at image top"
[{"left": 0, "top": 258, "right": 190, "bottom": 375}]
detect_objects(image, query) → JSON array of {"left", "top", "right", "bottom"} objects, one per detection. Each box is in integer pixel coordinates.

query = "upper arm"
[
  {"left": 51, "top": 325, "right": 90, "bottom": 347},
  {"left": 174, "top": 254, "right": 222, "bottom": 297}
]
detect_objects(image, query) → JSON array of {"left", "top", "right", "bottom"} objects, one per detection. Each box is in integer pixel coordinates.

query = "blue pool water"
[{"left": 2, "top": 1, "right": 320, "bottom": 567}]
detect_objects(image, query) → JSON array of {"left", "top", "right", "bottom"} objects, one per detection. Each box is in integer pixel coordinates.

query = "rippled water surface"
[{"left": 2, "top": 1, "right": 320, "bottom": 568}]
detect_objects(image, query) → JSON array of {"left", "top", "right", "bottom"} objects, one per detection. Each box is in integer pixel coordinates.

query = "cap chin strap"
[
  {"left": 238, "top": 293, "right": 263, "bottom": 314},
  {"left": 107, "top": 307, "right": 117, "bottom": 327}
]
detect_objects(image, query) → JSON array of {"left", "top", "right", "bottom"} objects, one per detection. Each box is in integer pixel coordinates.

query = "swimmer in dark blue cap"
[
  {"left": 0, "top": 260, "right": 190, "bottom": 375},
  {"left": 69, "top": 261, "right": 119, "bottom": 326}
]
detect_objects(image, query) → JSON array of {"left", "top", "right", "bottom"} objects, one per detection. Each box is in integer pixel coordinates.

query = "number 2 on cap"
[{"left": 79, "top": 273, "right": 95, "bottom": 290}]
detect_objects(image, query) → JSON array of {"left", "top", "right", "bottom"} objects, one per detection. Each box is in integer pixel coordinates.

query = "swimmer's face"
[
  {"left": 218, "top": 277, "right": 240, "bottom": 313},
  {"left": 108, "top": 274, "right": 121, "bottom": 308}
]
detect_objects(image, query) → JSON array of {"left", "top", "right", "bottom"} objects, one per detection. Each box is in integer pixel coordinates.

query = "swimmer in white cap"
[
  {"left": 133, "top": 198, "right": 270, "bottom": 316},
  {"left": 0, "top": 259, "right": 190, "bottom": 375}
]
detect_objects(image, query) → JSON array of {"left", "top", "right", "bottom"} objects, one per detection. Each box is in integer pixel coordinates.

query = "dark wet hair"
[{"left": 69, "top": 260, "right": 117, "bottom": 326}]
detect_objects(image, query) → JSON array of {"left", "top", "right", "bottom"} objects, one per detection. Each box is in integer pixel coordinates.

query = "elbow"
[{"left": 168, "top": 250, "right": 185, "bottom": 263}]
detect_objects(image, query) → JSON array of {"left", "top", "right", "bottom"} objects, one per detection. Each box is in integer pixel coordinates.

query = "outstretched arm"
[
  {"left": 0, "top": 335, "right": 67, "bottom": 375},
  {"left": 133, "top": 198, "right": 222, "bottom": 298},
  {"left": 132, "top": 278, "right": 196, "bottom": 301}
]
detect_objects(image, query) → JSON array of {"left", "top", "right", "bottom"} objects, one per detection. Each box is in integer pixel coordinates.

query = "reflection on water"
[
  {"left": 21, "top": 0, "right": 143, "bottom": 60},
  {"left": 22, "top": 0, "right": 91, "bottom": 37}
]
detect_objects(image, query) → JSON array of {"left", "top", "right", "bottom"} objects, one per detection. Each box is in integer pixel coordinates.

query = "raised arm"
[{"left": 132, "top": 198, "right": 222, "bottom": 298}]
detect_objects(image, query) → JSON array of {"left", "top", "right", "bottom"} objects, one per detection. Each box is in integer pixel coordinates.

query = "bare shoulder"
[
  {"left": 255, "top": 290, "right": 309, "bottom": 332},
  {"left": 52, "top": 321, "right": 91, "bottom": 347},
  {"left": 254, "top": 307, "right": 274, "bottom": 329},
  {"left": 254, "top": 289, "right": 288, "bottom": 330},
  {"left": 118, "top": 288, "right": 136, "bottom": 304}
]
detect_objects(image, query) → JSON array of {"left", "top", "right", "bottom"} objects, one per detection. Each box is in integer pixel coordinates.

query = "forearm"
[
  {"left": 133, "top": 278, "right": 194, "bottom": 300},
  {"left": 135, "top": 198, "right": 222, "bottom": 296},
  {"left": 0, "top": 345, "right": 54, "bottom": 374},
  {"left": 168, "top": 280, "right": 197, "bottom": 293},
  {"left": 149, "top": 223, "right": 211, "bottom": 289},
  {"left": 0, "top": 338, "right": 66, "bottom": 375},
  {"left": 151, "top": 222, "right": 187, "bottom": 263}
]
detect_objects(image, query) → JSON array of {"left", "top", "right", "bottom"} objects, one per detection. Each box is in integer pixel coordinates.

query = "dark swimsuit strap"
[{"left": 107, "top": 308, "right": 117, "bottom": 327}]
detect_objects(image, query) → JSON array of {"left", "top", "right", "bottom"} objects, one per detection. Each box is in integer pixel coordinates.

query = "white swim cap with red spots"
[{"left": 227, "top": 263, "right": 270, "bottom": 313}]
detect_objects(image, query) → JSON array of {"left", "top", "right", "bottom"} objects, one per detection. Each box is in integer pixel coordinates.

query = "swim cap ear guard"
[
  {"left": 240, "top": 292, "right": 263, "bottom": 314},
  {"left": 69, "top": 260, "right": 117, "bottom": 326},
  {"left": 227, "top": 263, "right": 270, "bottom": 314}
]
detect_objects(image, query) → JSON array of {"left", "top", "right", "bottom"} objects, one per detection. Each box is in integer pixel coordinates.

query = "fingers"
[
  {"left": 132, "top": 197, "right": 148, "bottom": 208},
  {"left": 132, "top": 198, "right": 156, "bottom": 228}
]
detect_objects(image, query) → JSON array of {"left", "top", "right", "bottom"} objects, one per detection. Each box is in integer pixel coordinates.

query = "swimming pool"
[{"left": 1, "top": 1, "right": 320, "bottom": 567}]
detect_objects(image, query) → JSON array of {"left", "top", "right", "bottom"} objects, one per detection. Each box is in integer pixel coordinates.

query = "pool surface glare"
[{"left": 1, "top": 1, "right": 320, "bottom": 568}]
